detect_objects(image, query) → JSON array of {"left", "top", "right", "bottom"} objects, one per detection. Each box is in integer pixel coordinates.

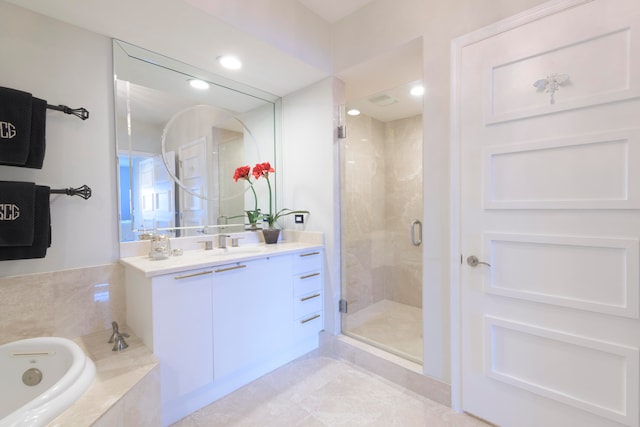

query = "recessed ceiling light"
[
  {"left": 189, "top": 79, "right": 210, "bottom": 90},
  {"left": 347, "top": 109, "right": 361, "bottom": 116},
  {"left": 218, "top": 55, "right": 242, "bottom": 70},
  {"left": 410, "top": 85, "right": 425, "bottom": 97}
]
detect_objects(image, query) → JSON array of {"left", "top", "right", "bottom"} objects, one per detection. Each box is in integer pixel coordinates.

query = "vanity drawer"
[
  {"left": 294, "top": 291, "right": 323, "bottom": 319},
  {"left": 294, "top": 270, "right": 321, "bottom": 296},
  {"left": 293, "top": 250, "right": 322, "bottom": 274},
  {"left": 294, "top": 311, "right": 323, "bottom": 340}
]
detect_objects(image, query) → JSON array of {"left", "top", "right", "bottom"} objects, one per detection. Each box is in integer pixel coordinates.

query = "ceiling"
[{"left": 296, "top": 0, "right": 376, "bottom": 23}]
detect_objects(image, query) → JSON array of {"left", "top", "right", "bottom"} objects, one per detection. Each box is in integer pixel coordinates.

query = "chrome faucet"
[
  {"left": 217, "top": 234, "right": 229, "bottom": 249},
  {"left": 199, "top": 240, "right": 214, "bottom": 250},
  {"left": 108, "top": 321, "right": 129, "bottom": 351}
]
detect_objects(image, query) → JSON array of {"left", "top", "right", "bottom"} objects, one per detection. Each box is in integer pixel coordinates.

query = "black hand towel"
[
  {"left": 23, "top": 97, "right": 46, "bottom": 169},
  {"left": 0, "top": 181, "right": 35, "bottom": 246},
  {"left": 0, "top": 87, "right": 33, "bottom": 166},
  {"left": 0, "top": 185, "right": 51, "bottom": 260}
]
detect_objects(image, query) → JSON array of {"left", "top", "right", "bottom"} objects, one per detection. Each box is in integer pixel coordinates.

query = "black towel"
[
  {"left": 0, "top": 181, "right": 36, "bottom": 246},
  {"left": 0, "top": 185, "right": 51, "bottom": 260},
  {"left": 0, "top": 87, "right": 32, "bottom": 166},
  {"left": 23, "top": 97, "right": 46, "bottom": 169}
]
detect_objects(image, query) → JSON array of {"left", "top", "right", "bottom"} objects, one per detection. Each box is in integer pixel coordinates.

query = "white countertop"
[{"left": 120, "top": 241, "right": 323, "bottom": 278}]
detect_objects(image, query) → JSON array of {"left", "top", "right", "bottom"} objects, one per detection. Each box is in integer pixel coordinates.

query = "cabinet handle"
[
  {"left": 214, "top": 264, "right": 247, "bottom": 273},
  {"left": 174, "top": 270, "right": 213, "bottom": 280},
  {"left": 300, "top": 251, "right": 320, "bottom": 257},
  {"left": 300, "top": 272, "right": 320, "bottom": 280},
  {"left": 300, "top": 314, "right": 321, "bottom": 324},
  {"left": 300, "top": 293, "right": 321, "bottom": 302}
]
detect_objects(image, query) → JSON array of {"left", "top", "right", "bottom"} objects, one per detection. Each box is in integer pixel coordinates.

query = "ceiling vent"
[{"left": 368, "top": 94, "right": 398, "bottom": 106}]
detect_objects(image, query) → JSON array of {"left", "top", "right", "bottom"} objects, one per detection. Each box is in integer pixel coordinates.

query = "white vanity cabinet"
[
  {"left": 125, "top": 266, "right": 215, "bottom": 406},
  {"left": 122, "top": 242, "right": 324, "bottom": 426},
  {"left": 293, "top": 250, "right": 324, "bottom": 340},
  {"left": 212, "top": 255, "right": 293, "bottom": 379}
]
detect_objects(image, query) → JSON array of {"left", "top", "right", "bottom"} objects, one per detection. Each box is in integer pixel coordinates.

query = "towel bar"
[
  {"left": 46, "top": 104, "right": 89, "bottom": 120},
  {"left": 50, "top": 185, "right": 92, "bottom": 200}
]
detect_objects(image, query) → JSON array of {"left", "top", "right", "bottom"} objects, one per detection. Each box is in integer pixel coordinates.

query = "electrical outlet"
[{"left": 294, "top": 214, "right": 304, "bottom": 224}]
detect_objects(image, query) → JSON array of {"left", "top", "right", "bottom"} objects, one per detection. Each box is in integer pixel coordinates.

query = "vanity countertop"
[{"left": 120, "top": 241, "right": 323, "bottom": 278}]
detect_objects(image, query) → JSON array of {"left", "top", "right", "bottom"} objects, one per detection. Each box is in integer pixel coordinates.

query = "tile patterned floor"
[
  {"left": 171, "top": 356, "right": 490, "bottom": 426},
  {"left": 345, "top": 300, "right": 423, "bottom": 363}
]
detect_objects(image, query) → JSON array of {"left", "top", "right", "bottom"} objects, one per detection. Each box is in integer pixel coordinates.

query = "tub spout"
[
  {"left": 109, "top": 321, "right": 129, "bottom": 351},
  {"left": 112, "top": 335, "right": 129, "bottom": 351}
]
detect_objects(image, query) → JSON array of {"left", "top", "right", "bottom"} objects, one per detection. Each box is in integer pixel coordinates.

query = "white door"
[
  {"left": 178, "top": 137, "right": 208, "bottom": 233},
  {"left": 457, "top": 1, "right": 640, "bottom": 426}
]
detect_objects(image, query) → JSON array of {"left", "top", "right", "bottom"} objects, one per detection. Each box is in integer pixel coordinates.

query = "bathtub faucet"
[{"left": 108, "top": 321, "right": 129, "bottom": 351}]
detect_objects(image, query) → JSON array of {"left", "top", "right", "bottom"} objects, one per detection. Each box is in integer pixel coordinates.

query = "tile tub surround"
[
  {"left": 49, "top": 330, "right": 160, "bottom": 426},
  {"left": 0, "top": 263, "right": 126, "bottom": 345}
]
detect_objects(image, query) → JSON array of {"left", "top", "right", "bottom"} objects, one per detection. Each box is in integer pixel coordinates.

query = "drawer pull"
[
  {"left": 300, "top": 272, "right": 320, "bottom": 280},
  {"left": 300, "top": 251, "right": 320, "bottom": 257},
  {"left": 174, "top": 270, "right": 213, "bottom": 280},
  {"left": 214, "top": 264, "right": 247, "bottom": 273},
  {"left": 300, "top": 314, "right": 321, "bottom": 324},
  {"left": 300, "top": 293, "right": 321, "bottom": 302}
]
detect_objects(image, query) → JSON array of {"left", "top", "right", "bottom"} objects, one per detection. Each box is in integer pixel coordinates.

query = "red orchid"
[
  {"left": 252, "top": 162, "right": 274, "bottom": 180},
  {"left": 233, "top": 165, "right": 251, "bottom": 182},
  {"left": 233, "top": 165, "right": 260, "bottom": 225}
]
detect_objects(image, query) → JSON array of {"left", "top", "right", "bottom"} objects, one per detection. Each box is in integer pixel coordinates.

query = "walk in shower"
[{"left": 340, "top": 81, "right": 423, "bottom": 364}]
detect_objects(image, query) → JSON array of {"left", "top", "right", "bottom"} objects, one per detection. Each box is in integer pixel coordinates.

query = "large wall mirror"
[{"left": 113, "top": 40, "right": 280, "bottom": 242}]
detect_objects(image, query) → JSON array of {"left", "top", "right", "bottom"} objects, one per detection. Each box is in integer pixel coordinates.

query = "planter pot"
[{"left": 262, "top": 229, "right": 280, "bottom": 244}]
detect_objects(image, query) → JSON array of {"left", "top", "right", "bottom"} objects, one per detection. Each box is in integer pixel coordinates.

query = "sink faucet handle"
[
  {"left": 230, "top": 236, "right": 244, "bottom": 247},
  {"left": 198, "top": 240, "right": 214, "bottom": 250}
]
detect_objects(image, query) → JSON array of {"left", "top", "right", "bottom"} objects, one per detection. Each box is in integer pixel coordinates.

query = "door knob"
[{"left": 467, "top": 255, "right": 491, "bottom": 267}]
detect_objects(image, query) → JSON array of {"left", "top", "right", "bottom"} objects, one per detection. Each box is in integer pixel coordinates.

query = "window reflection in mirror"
[{"left": 113, "top": 40, "right": 280, "bottom": 242}]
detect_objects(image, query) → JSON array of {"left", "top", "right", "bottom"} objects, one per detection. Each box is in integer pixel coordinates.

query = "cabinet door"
[
  {"left": 212, "top": 255, "right": 293, "bottom": 379},
  {"left": 152, "top": 268, "right": 214, "bottom": 403}
]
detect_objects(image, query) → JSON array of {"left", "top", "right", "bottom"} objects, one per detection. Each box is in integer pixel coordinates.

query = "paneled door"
[
  {"left": 457, "top": 1, "right": 640, "bottom": 426},
  {"left": 178, "top": 136, "right": 208, "bottom": 233}
]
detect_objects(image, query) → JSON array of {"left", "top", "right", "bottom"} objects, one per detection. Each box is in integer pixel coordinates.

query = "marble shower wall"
[{"left": 342, "top": 113, "right": 423, "bottom": 314}]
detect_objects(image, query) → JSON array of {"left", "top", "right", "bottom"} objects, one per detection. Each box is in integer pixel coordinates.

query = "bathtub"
[{"left": 0, "top": 337, "right": 96, "bottom": 427}]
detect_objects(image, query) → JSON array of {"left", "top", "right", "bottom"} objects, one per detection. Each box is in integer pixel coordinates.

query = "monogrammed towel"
[
  {"left": 0, "top": 184, "right": 51, "bottom": 260},
  {"left": 0, "top": 181, "right": 36, "bottom": 246},
  {"left": 0, "top": 87, "right": 33, "bottom": 166},
  {"left": 23, "top": 97, "right": 47, "bottom": 169}
]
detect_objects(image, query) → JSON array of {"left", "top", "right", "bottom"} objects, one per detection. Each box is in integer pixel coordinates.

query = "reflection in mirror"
[{"left": 113, "top": 40, "right": 280, "bottom": 241}]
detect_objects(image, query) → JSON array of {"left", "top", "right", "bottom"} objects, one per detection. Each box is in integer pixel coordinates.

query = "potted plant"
[{"left": 251, "top": 162, "right": 309, "bottom": 243}]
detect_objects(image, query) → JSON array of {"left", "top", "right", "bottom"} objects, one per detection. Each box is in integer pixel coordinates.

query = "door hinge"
[{"left": 339, "top": 299, "right": 348, "bottom": 314}]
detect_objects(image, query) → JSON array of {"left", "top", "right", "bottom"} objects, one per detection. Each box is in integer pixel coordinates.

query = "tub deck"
[{"left": 47, "top": 329, "right": 159, "bottom": 426}]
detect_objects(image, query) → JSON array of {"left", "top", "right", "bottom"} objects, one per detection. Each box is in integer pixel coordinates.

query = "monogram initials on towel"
[
  {"left": 0, "top": 204, "right": 20, "bottom": 221},
  {"left": 0, "top": 121, "right": 16, "bottom": 139}
]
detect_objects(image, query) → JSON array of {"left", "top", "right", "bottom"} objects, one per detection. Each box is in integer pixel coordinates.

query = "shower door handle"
[{"left": 411, "top": 220, "right": 422, "bottom": 247}]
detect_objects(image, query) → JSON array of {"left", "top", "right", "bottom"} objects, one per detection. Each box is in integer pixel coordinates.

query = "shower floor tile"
[
  {"left": 171, "top": 356, "right": 489, "bottom": 427},
  {"left": 345, "top": 300, "right": 422, "bottom": 363}
]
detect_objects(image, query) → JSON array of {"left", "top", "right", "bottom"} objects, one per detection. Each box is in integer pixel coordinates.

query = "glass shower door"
[{"left": 340, "top": 82, "right": 423, "bottom": 364}]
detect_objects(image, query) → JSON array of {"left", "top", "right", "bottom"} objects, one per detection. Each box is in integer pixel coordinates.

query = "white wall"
[{"left": 0, "top": 2, "right": 118, "bottom": 277}]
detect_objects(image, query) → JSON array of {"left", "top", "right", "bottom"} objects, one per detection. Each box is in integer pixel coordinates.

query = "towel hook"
[
  {"left": 50, "top": 184, "right": 92, "bottom": 200},
  {"left": 46, "top": 104, "right": 90, "bottom": 120}
]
